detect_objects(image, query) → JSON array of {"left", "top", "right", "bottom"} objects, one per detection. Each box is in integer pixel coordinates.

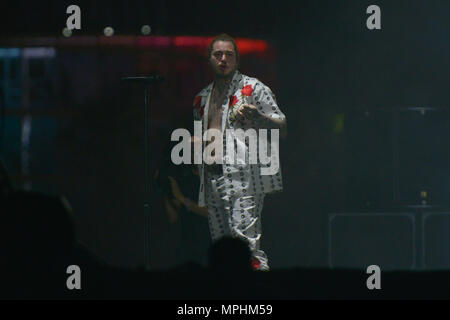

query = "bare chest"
[{"left": 207, "top": 91, "right": 227, "bottom": 130}]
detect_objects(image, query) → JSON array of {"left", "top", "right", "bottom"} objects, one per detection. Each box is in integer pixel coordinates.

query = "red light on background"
[
  {"left": 164, "top": 36, "right": 268, "bottom": 54},
  {"left": 236, "top": 39, "right": 268, "bottom": 54},
  {"left": 4, "top": 35, "right": 269, "bottom": 54},
  {"left": 99, "top": 36, "right": 135, "bottom": 46},
  {"left": 137, "top": 36, "right": 171, "bottom": 47},
  {"left": 173, "top": 36, "right": 210, "bottom": 47}
]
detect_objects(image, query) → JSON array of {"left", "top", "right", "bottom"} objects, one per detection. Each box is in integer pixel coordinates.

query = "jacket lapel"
[
  {"left": 221, "top": 70, "right": 243, "bottom": 134},
  {"left": 202, "top": 83, "right": 213, "bottom": 138}
]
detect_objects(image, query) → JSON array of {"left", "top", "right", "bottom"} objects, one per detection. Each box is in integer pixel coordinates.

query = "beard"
[
  {"left": 211, "top": 63, "right": 236, "bottom": 80},
  {"left": 215, "top": 68, "right": 235, "bottom": 80}
]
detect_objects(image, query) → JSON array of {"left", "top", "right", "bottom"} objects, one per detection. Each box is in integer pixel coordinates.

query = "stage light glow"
[
  {"left": 137, "top": 36, "right": 171, "bottom": 47},
  {"left": 5, "top": 35, "right": 270, "bottom": 55},
  {"left": 141, "top": 25, "right": 151, "bottom": 35},
  {"left": 236, "top": 39, "right": 268, "bottom": 54},
  {"left": 23, "top": 47, "right": 56, "bottom": 58},
  {"left": 104, "top": 27, "right": 114, "bottom": 37},
  {"left": 62, "top": 27, "right": 72, "bottom": 37},
  {"left": 173, "top": 36, "right": 211, "bottom": 47},
  {"left": 0, "top": 48, "right": 21, "bottom": 57}
]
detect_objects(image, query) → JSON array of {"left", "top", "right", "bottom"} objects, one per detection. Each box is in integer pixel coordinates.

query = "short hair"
[{"left": 207, "top": 33, "right": 240, "bottom": 66}]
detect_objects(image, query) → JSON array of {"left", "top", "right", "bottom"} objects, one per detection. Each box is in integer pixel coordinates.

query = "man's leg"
[
  {"left": 204, "top": 170, "right": 232, "bottom": 241},
  {"left": 230, "top": 193, "right": 269, "bottom": 271},
  {"left": 204, "top": 168, "right": 269, "bottom": 270}
]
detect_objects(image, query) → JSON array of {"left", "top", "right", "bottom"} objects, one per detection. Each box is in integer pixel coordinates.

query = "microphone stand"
[{"left": 121, "top": 75, "right": 164, "bottom": 271}]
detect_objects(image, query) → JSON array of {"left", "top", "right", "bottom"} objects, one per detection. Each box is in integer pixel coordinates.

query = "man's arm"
[
  {"left": 238, "top": 106, "right": 287, "bottom": 138},
  {"left": 262, "top": 114, "right": 287, "bottom": 139},
  {"left": 184, "top": 199, "right": 208, "bottom": 217},
  {"left": 168, "top": 176, "right": 208, "bottom": 218},
  {"left": 236, "top": 82, "right": 287, "bottom": 138},
  {"left": 163, "top": 195, "right": 179, "bottom": 223}
]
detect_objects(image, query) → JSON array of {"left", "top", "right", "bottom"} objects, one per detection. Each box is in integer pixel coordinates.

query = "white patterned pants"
[{"left": 204, "top": 166, "right": 269, "bottom": 271}]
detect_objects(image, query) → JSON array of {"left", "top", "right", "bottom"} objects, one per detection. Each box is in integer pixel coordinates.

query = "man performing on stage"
[{"left": 193, "top": 34, "right": 287, "bottom": 271}]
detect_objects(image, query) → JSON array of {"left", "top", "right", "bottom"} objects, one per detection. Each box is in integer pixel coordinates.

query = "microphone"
[{"left": 121, "top": 75, "right": 164, "bottom": 84}]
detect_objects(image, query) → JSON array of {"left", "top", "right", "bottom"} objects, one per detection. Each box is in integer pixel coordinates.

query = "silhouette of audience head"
[
  {"left": 208, "top": 236, "right": 252, "bottom": 272},
  {"left": 1, "top": 190, "right": 76, "bottom": 272}
]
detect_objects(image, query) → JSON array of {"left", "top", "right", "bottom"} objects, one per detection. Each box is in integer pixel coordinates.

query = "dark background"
[{"left": 1, "top": 0, "right": 449, "bottom": 271}]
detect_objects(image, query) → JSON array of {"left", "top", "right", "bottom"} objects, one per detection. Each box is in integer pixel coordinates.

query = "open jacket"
[{"left": 193, "top": 70, "right": 286, "bottom": 206}]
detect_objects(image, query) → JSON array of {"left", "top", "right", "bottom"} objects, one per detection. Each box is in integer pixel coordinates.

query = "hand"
[
  {"left": 168, "top": 176, "right": 185, "bottom": 203},
  {"left": 235, "top": 104, "right": 259, "bottom": 126},
  {"left": 163, "top": 196, "right": 178, "bottom": 223},
  {"left": 236, "top": 104, "right": 260, "bottom": 127},
  {"left": 171, "top": 198, "right": 182, "bottom": 209}
]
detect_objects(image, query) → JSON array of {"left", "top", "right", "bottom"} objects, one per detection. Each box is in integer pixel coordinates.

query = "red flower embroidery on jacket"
[
  {"left": 194, "top": 95, "right": 202, "bottom": 109},
  {"left": 229, "top": 95, "right": 238, "bottom": 107},
  {"left": 241, "top": 84, "right": 254, "bottom": 97}
]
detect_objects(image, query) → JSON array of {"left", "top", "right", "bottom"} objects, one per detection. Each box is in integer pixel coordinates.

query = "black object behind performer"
[
  {"left": 121, "top": 75, "right": 164, "bottom": 271},
  {"left": 344, "top": 107, "right": 450, "bottom": 210}
]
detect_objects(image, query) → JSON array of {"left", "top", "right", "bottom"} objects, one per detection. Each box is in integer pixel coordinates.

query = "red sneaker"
[{"left": 251, "top": 257, "right": 261, "bottom": 270}]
